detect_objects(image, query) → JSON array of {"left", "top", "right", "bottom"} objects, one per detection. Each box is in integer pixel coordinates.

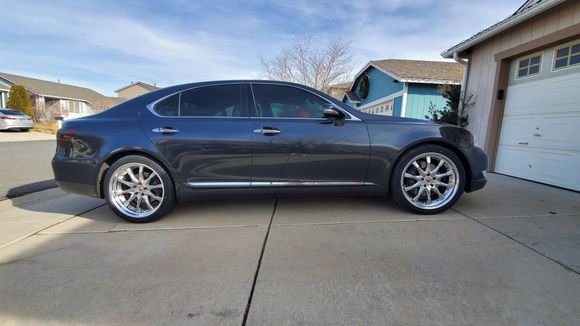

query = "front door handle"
[
  {"left": 152, "top": 127, "right": 179, "bottom": 134},
  {"left": 253, "top": 127, "right": 281, "bottom": 136}
]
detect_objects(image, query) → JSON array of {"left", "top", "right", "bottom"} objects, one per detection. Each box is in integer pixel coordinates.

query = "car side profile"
[
  {"left": 0, "top": 108, "right": 34, "bottom": 131},
  {"left": 52, "top": 80, "right": 487, "bottom": 223}
]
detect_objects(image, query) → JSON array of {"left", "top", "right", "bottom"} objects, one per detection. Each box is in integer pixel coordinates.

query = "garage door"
[{"left": 495, "top": 71, "right": 580, "bottom": 191}]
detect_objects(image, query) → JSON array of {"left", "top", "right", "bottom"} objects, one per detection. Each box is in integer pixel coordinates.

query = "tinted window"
[
  {"left": 179, "top": 84, "right": 243, "bottom": 117},
  {"left": 0, "top": 109, "right": 24, "bottom": 115},
  {"left": 153, "top": 93, "right": 179, "bottom": 116},
  {"left": 252, "top": 84, "right": 329, "bottom": 118}
]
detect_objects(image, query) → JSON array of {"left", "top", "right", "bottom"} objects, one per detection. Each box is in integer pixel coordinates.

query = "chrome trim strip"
[
  {"left": 145, "top": 81, "right": 362, "bottom": 121},
  {"left": 185, "top": 181, "right": 375, "bottom": 188},
  {"left": 186, "top": 182, "right": 251, "bottom": 188}
]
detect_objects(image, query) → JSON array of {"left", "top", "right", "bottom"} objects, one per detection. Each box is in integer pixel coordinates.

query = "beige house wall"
[
  {"left": 463, "top": 0, "right": 580, "bottom": 168},
  {"left": 116, "top": 84, "right": 154, "bottom": 99}
]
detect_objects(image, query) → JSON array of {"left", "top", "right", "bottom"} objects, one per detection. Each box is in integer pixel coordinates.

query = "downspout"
[{"left": 453, "top": 52, "right": 469, "bottom": 110}]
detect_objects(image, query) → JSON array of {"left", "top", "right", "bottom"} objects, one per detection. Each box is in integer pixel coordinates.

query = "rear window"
[{"left": 0, "top": 109, "right": 25, "bottom": 115}]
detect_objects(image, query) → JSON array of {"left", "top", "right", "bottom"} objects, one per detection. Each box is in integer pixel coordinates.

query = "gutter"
[
  {"left": 441, "top": 0, "right": 566, "bottom": 58},
  {"left": 453, "top": 52, "right": 469, "bottom": 110}
]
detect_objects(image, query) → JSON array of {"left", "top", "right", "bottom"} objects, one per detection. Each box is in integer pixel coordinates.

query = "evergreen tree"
[{"left": 6, "top": 85, "right": 33, "bottom": 117}]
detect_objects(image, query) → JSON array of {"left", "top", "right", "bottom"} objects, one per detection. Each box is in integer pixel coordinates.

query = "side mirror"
[{"left": 322, "top": 105, "right": 345, "bottom": 120}]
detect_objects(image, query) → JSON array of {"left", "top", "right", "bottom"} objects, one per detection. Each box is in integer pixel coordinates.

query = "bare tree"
[{"left": 261, "top": 36, "right": 355, "bottom": 91}]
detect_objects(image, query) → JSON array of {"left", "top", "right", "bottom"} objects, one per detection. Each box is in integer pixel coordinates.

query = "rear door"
[
  {"left": 139, "top": 83, "right": 253, "bottom": 188},
  {"left": 249, "top": 83, "right": 370, "bottom": 186}
]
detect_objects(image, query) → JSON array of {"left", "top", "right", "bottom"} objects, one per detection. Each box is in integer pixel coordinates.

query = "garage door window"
[
  {"left": 516, "top": 55, "right": 542, "bottom": 78},
  {"left": 553, "top": 42, "right": 580, "bottom": 70}
]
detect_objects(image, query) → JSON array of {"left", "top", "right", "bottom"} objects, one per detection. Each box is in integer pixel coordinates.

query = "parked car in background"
[
  {"left": 0, "top": 108, "right": 34, "bottom": 132},
  {"left": 52, "top": 80, "right": 488, "bottom": 223}
]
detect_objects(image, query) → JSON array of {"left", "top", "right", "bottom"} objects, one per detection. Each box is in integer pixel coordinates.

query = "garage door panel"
[
  {"left": 533, "top": 150, "right": 577, "bottom": 187},
  {"left": 497, "top": 116, "right": 535, "bottom": 146},
  {"left": 536, "top": 114, "right": 580, "bottom": 151},
  {"left": 547, "top": 76, "right": 580, "bottom": 113},
  {"left": 504, "top": 83, "right": 546, "bottom": 115},
  {"left": 495, "top": 146, "right": 534, "bottom": 177}
]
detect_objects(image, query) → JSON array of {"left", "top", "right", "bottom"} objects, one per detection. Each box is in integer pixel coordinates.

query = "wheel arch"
[
  {"left": 388, "top": 140, "right": 472, "bottom": 193},
  {"left": 96, "top": 148, "right": 178, "bottom": 198}
]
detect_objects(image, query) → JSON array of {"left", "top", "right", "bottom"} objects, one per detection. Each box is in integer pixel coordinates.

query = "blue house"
[{"left": 343, "top": 59, "right": 463, "bottom": 119}]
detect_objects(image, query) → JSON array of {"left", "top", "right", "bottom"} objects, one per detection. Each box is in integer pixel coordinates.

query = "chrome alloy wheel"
[
  {"left": 400, "top": 152, "right": 460, "bottom": 210},
  {"left": 108, "top": 163, "right": 164, "bottom": 218}
]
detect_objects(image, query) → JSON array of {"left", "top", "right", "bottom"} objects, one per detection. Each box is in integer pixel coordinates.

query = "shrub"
[
  {"left": 425, "top": 84, "right": 473, "bottom": 128},
  {"left": 6, "top": 84, "right": 33, "bottom": 117}
]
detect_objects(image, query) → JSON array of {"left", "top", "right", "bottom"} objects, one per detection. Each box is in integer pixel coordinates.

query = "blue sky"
[{"left": 1, "top": 0, "right": 523, "bottom": 96}]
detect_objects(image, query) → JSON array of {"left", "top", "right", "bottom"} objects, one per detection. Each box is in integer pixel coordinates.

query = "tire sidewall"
[
  {"left": 391, "top": 145, "right": 466, "bottom": 214},
  {"left": 104, "top": 155, "right": 176, "bottom": 223}
]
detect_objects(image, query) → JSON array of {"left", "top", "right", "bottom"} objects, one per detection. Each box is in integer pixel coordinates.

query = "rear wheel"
[
  {"left": 391, "top": 144, "right": 465, "bottom": 214},
  {"left": 21, "top": 128, "right": 31, "bottom": 132},
  {"left": 104, "top": 155, "right": 176, "bottom": 223}
]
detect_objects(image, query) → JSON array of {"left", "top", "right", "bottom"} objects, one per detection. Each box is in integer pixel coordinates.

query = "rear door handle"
[
  {"left": 253, "top": 127, "right": 281, "bottom": 136},
  {"left": 152, "top": 127, "right": 179, "bottom": 134}
]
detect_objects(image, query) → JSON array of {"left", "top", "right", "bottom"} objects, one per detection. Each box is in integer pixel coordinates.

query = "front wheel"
[
  {"left": 104, "top": 155, "right": 176, "bottom": 223},
  {"left": 391, "top": 145, "right": 465, "bottom": 214}
]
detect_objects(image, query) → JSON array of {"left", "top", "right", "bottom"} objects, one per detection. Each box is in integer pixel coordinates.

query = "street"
[
  {"left": 0, "top": 173, "right": 579, "bottom": 325},
  {"left": 0, "top": 132, "right": 56, "bottom": 199}
]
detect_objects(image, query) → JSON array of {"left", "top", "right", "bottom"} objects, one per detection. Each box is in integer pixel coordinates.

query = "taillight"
[
  {"left": 0, "top": 116, "right": 17, "bottom": 120},
  {"left": 57, "top": 128, "right": 79, "bottom": 142}
]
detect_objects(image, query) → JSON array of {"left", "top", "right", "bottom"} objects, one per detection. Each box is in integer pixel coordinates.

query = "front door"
[
  {"left": 249, "top": 83, "right": 370, "bottom": 186},
  {"left": 139, "top": 84, "right": 253, "bottom": 188}
]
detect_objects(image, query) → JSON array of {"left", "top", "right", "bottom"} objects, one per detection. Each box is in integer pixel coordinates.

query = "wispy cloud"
[{"left": 0, "top": 0, "right": 522, "bottom": 95}]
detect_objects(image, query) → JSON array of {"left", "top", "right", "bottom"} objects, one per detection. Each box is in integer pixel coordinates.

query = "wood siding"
[{"left": 464, "top": 0, "right": 580, "bottom": 155}]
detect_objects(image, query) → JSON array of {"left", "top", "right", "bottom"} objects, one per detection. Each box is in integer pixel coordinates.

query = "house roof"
[
  {"left": 115, "top": 81, "right": 160, "bottom": 93},
  {"left": 0, "top": 72, "right": 107, "bottom": 104},
  {"left": 441, "top": 0, "right": 566, "bottom": 58},
  {"left": 354, "top": 59, "right": 463, "bottom": 85},
  {"left": 325, "top": 82, "right": 353, "bottom": 100}
]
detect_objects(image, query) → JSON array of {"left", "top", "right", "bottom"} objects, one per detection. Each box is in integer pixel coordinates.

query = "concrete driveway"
[{"left": 0, "top": 173, "right": 579, "bottom": 325}]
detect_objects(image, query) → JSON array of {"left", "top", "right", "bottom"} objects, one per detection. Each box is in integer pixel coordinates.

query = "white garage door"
[{"left": 495, "top": 72, "right": 580, "bottom": 191}]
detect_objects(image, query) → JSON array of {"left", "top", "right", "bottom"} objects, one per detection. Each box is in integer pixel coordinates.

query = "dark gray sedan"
[{"left": 52, "top": 80, "right": 487, "bottom": 222}]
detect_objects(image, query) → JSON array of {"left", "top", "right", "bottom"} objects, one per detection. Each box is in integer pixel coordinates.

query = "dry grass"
[{"left": 32, "top": 121, "right": 59, "bottom": 134}]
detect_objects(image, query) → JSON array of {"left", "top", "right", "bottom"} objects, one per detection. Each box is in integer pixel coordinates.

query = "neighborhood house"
[
  {"left": 0, "top": 72, "right": 160, "bottom": 120},
  {"left": 442, "top": 0, "right": 580, "bottom": 192},
  {"left": 342, "top": 59, "right": 463, "bottom": 119}
]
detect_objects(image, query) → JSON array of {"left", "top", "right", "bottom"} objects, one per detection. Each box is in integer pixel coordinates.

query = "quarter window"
[
  {"left": 553, "top": 42, "right": 580, "bottom": 70},
  {"left": 252, "top": 84, "right": 329, "bottom": 118},
  {"left": 517, "top": 55, "right": 541, "bottom": 78}
]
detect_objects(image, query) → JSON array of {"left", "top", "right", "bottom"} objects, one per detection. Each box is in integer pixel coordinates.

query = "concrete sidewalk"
[{"left": 0, "top": 174, "right": 579, "bottom": 325}]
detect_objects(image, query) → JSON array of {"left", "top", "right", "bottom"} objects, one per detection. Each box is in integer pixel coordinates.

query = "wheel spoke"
[
  {"left": 426, "top": 187, "right": 432, "bottom": 205},
  {"left": 435, "top": 170, "right": 454, "bottom": 179},
  {"left": 431, "top": 160, "right": 445, "bottom": 175},
  {"left": 144, "top": 172, "right": 156, "bottom": 184},
  {"left": 116, "top": 177, "right": 134, "bottom": 187},
  {"left": 404, "top": 181, "right": 422, "bottom": 192},
  {"left": 115, "top": 189, "right": 133, "bottom": 194},
  {"left": 138, "top": 165, "right": 145, "bottom": 182},
  {"left": 136, "top": 196, "right": 142, "bottom": 213},
  {"left": 412, "top": 186, "right": 425, "bottom": 202},
  {"left": 425, "top": 156, "right": 432, "bottom": 174},
  {"left": 432, "top": 186, "right": 444, "bottom": 198},
  {"left": 123, "top": 193, "right": 136, "bottom": 207},
  {"left": 148, "top": 184, "right": 163, "bottom": 189},
  {"left": 146, "top": 191, "right": 162, "bottom": 202},
  {"left": 412, "top": 161, "right": 426, "bottom": 176},
  {"left": 126, "top": 168, "right": 139, "bottom": 183},
  {"left": 434, "top": 180, "right": 454, "bottom": 189},
  {"left": 143, "top": 196, "right": 155, "bottom": 210},
  {"left": 404, "top": 173, "right": 422, "bottom": 181}
]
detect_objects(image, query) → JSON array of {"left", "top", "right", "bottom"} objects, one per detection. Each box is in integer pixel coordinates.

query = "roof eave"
[
  {"left": 400, "top": 78, "right": 462, "bottom": 85},
  {"left": 441, "top": 0, "right": 566, "bottom": 58}
]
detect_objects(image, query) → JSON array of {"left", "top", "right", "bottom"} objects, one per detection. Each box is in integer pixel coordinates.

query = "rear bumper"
[
  {"left": 52, "top": 155, "right": 101, "bottom": 198},
  {"left": 460, "top": 146, "right": 488, "bottom": 193}
]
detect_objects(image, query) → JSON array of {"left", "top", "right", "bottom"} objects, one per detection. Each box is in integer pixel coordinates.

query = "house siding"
[
  {"left": 350, "top": 67, "right": 404, "bottom": 106},
  {"left": 393, "top": 96, "right": 403, "bottom": 117},
  {"left": 405, "top": 83, "right": 446, "bottom": 119},
  {"left": 463, "top": 0, "right": 580, "bottom": 150}
]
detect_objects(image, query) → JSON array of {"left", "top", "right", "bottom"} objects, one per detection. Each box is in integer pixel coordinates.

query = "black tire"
[
  {"left": 391, "top": 144, "right": 465, "bottom": 214},
  {"left": 21, "top": 128, "right": 31, "bottom": 132},
  {"left": 104, "top": 155, "right": 176, "bottom": 223}
]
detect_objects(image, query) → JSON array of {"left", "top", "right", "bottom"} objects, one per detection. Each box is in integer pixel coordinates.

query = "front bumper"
[{"left": 460, "top": 146, "right": 488, "bottom": 193}]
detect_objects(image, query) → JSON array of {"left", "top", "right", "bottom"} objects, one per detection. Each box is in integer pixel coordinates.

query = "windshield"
[{"left": 0, "top": 109, "right": 25, "bottom": 115}]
